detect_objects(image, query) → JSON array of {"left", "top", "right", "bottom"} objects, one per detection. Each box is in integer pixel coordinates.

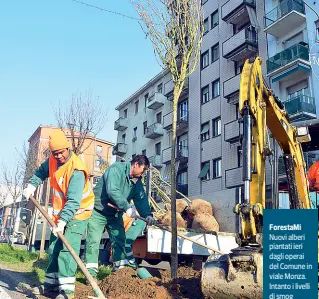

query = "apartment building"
[
  {"left": 114, "top": 0, "right": 319, "bottom": 232},
  {"left": 114, "top": 69, "right": 190, "bottom": 196},
  {"left": 264, "top": 0, "right": 319, "bottom": 188}
]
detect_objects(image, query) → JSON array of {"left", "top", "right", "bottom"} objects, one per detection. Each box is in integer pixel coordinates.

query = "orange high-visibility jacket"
[
  {"left": 307, "top": 161, "right": 319, "bottom": 191},
  {"left": 49, "top": 153, "right": 95, "bottom": 223}
]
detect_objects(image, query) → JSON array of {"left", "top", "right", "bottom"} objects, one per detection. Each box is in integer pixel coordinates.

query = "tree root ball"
[
  {"left": 191, "top": 213, "right": 219, "bottom": 232},
  {"left": 158, "top": 211, "right": 187, "bottom": 228},
  {"left": 176, "top": 199, "right": 189, "bottom": 214},
  {"left": 188, "top": 199, "right": 213, "bottom": 218}
]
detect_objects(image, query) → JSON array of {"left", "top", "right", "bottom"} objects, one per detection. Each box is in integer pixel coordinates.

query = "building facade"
[{"left": 114, "top": 0, "right": 319, "bottom": 232}]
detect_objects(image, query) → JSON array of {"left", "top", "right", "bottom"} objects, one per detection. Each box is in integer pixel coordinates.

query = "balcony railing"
[
  {"left": 225, "top": 167, "right": 243, "bottom": 188},
  {"left": 146, "top": 92, "right": 166, "bottom": 110},
  {"left": 162, "top": 145, "right": 188, "bottom": 164},
  {"left": 164, "top": 78, "right": 189, "bottom": 97},
  {"left": 114, "top": 117, "right": 128, "bottom": 131},
  {"left": 266, "top": 43, "right": 309, "bottom": 74},
  {"left": 284, "top": 95, "right": 316, "bottom": 120},
  {"left": 163, "top": 111, "right": 189, "bottom": 131},
  {"left": 150, "top": 155, "right": 162, "bottom": 168},
  {"left": 112, "top": 143, "right": 128, "bottom": 156},
  {"left": 222, "top": 26, "right": 257, "bottom": 61},
  {"left": 177, "top": 145, "right": 189, "bottom": 161},
  {"left": 223, "top": 74, "right": 241, "bottom": 99},
  {"left": 222, "top": 0, "right": 255, "bottom": 24},
  {"left": 264, "top": 0, "right": 305, "bottom": 28},
  {"left": 145, "top": 122, "right": 164, "bottom": 139},
  {"left": 224, "top": 119, "right": 242, "bottom": 143}
]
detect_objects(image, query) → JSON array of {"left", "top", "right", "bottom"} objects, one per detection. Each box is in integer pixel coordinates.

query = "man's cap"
[{"left": 49, "top": 129, "right": 71, "bottom": 151}]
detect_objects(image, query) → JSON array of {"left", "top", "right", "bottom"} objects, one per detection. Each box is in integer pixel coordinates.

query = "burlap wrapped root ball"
[
  {"left": 191, "top": 213, "right": 219, "bottom": 232},
  {"left": 188, "top": 199, "right": 213, "bottom": 219},
  {"left": 176, "top": 199, "right": 189, "bottom": 214},
  {"left": 159, "top": 211, "right": 187, "bottom": 228}
]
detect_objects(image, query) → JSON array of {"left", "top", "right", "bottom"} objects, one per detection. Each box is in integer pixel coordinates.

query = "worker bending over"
[
  {"left": 84, "top": 154, "right": 155, "bottom": 277},
  {"left": 23, "top": 129, "right": 94, "bottom": 299},
  {"left": 307, "top": 160, "right": 319, "bottom": 192}
]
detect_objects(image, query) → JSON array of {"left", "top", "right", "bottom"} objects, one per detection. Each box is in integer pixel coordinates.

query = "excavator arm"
[{"left": 237, "top": 56, "right": 311, "bottom": 244}]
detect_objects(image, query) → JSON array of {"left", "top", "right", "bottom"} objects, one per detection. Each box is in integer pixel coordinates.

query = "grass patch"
[
  {"left": 76, "top": 265, "right": 112, "bottom": 284},
  {"left": 0, "top": 244, "right": 38, "bottom": 264}
]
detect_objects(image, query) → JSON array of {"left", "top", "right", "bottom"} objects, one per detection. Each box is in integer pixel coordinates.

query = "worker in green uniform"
[
  {"left": 84, "top": 154, "right": 155, "bottom": 277},
  {"left": 22, "top": 129, "right": 95, "bottom": 299}
]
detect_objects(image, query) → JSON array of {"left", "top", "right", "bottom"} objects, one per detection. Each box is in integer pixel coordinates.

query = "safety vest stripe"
[
  {"left": 75, "top": 203, "right": 94, "bottom": 215},
  {"left": 114, "top": 259, "right": 129, "bottom": 267},
  {"left": 58, "top": 284, "right": 75, "bottom": 292},
  {"left": 44, "top": 277, "right": 58, "bottom": 285},
  {"left": 85, "top": 263, "right": 99, "bottom": 269},
  {"left": 53, "top": 189, "right": 65, "bottom": 199},
  {"left": 126, "top": 251, "right": 133, "bottom": 257},
  {"left": 46, "top": 272, "right": 58, "bottom": 278},
  {"left": 82, "top": 185, "right": 92, "bottom": 199},
  {"left": 58, "top": 277, "right": 76, "bottom": 284}
]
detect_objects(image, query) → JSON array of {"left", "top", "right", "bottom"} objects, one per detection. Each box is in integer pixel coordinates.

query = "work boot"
[
  {"left": 55, "top": 291, "right": 74, "bottom": 299},
  {"left": 43, "top": 285, "right": 59, "bottom": 297}
]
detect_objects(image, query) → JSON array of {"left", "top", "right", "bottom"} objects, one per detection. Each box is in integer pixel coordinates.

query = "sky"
[{"left": 0, "top": 0, "right": 161, "bottom": 167}]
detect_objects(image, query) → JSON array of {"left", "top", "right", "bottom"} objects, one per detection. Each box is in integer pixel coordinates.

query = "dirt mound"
[
  {"left": 99, "top": 267, "right": 172, "bottom": 299},
  {"left": 188, "top": 199, "right": 213, "bottom": 218}
]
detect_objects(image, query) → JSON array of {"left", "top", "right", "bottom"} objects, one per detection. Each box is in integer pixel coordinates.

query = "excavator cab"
[{"left": 201, "top": 57, "right": 314, "bottom": 298}]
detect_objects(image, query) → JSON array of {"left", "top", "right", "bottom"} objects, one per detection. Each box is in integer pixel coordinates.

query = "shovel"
[
  {"left": 29, "top": 195, "right": 106, "bottom": 299},
  {"left": 107, "top": 203, "right": 225, "bottom": 255}
]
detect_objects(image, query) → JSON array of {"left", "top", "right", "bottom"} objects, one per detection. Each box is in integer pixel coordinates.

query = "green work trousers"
[
  {"left": 125, "top": 219, "right": 146, "bottom": 263},
  {"left": 85, "top": 209, "right": 127, "bottom": 275},
  {"left": 44, "top": 219, "right": 88, "bottom": 294}
]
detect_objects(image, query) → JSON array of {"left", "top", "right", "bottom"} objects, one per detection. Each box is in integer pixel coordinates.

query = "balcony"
[
  {"left": 150, "top": 155, "right": 162, "bottom": 168},
  {"left": 164, "top": 78, "right": 189, "bottom": 98},
  {"left": 163, "top": 111, "right": 189, "bottom": 132},
  {"left": 223, "top": 74, "right": 241, "bottom": 100},
  {"left": 114, "top": 117, "right": 128, "bottom": 131},
  {"left": 222, "top": 0, "right": 255, "bottom": 25},
  {"left": 225, "top": 167, "right": 243, "bottom": 189},
  {"left": 224, "top": 119, "right": 242, "bottom": 143},
  {"left": 284, "top": 95, "right": 316, "bottom": 121},
  {"left": 264, "top": 0, "right": 305, "bottom": 38},
  {"left": 266, "top": 44, "right": 310, "bottom": 83},
  {"left": 222, "top": 26, "right": 257, "bottom": 61},
  {"left": 146, "top": 92, "right": 166, "bottom": 110},
  {"left": 145, "top": 123, "right": 164, "bottom": 139},
  {"left": 162, "top": 147, "right": 172, "bottom": 164},
  {"left": 112, "top": 143, "right": 128, "bottom": 156}
]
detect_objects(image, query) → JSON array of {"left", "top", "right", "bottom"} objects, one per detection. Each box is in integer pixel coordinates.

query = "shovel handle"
[
  {"left": 107, "top": 203, "right": 225, "bottom": 255},
  {"left": 29, "top": 195, "right": 106, "bottom": 299}
]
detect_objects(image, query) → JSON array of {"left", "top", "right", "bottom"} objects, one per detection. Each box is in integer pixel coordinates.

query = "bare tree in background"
[
  {"left": 1, "top": 163, "right": 24, "bottom": 245},
  {"left": 54, "top": 90, "right": 107, "bottom": 155},
  {"left": 131, "top": 0, "right": 203, "bottom": 281}
]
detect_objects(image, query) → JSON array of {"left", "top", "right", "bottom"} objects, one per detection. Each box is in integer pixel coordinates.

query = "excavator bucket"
[{"left": 201, "top": 248, "right": 263, "bottom": 299}]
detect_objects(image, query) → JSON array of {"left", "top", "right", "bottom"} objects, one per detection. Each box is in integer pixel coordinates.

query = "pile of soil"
[{"left": 73, "top": 266, "right": 203, "bottom": 299}]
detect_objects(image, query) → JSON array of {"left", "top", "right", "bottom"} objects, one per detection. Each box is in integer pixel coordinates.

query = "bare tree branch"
[
  {"left": 54, "top": 90, "right": 108, "bottom": 155},
  {"left": 131, "top": 0, "right": 203, "bottom": 282}
]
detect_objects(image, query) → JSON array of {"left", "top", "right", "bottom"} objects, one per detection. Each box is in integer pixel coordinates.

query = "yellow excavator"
[{"left": 201, "top": 57, "right": 314, "bottom": 298}]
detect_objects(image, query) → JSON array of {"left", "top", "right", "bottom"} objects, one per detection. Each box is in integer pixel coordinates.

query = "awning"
[
  {"left": 200, "top": 123, "right": 209, "bottom": 134},
  {"left": 198, "top": 163, "right": 210, "bottom": 178},
  {"left": 272, "top": 64, "right": 310, "bottom": 83}
]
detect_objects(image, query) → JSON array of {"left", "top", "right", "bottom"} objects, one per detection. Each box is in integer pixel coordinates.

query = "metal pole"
[{"left": 40, "top": 179, "right": 50, "bottom": 258}]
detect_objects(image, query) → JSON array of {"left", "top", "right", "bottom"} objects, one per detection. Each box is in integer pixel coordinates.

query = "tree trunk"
[
  {"left": 170, "top": 89, "right": 179, "bottom": 282},
  {"left": 10, "top": 199, "right": 17, "bottom": 246}
]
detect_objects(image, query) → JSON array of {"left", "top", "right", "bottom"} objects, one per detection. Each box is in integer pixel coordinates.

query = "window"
[
  {"left": 200, "top": 122, "right": 210, "bottom": 141},
  {"left": 134, "top": 101, "right": 139, "bottom": 114},
  {"left": 235, "top": 103, "right": 240, "bottom": 120},
  {"left": 235, "top": 59, "right": 246, "bottom": 76},
  {"left": 212, "top": 158, "right": 222, "bottom": 178},
  {"left": 201, "top": 50, "right": 209, "bottom": 69},
  {"left": 144, "top": 93, "right": 149, "bottom": 110},
  {"left": 96, "top": 145, "right": 103, "bottom": 155},
  {"left": 177, "top": 171, "right": 188, "bottom": 185},
  {"left": 212, "top": 79, "right": 220, "bottom": 98},
  {"left": 211, "top": 10, "right": 219, "bottom": 29},
  {"left": 95, "top": 159, "right": 101, "bottom": 171},
  {"left": 142, "top": 149, "right": 146, "bottom": 156},
  {"left": 157, "top": 83, "right": 163, "bottom": 93},
  {"left": 179, "top": 100, "right": 188, "bottom": 121},
  {"left": 178, "top": 133, "right": 188, "bottom": 157},
  {"left": 156, "top": 111, "right": 162, "bottom": 123},
  {"left": 143, "top": 121, "right": 147, "bottom": 135},
  {"left": 212, "top": 117, "right": 221, "bottom": 137},
  {"left": 122, "top": 133, "right": 126, "bottom": 143},
  {"left": 237, "top": 146, "right": 242, "bottom": 167},
  {"left": 211, "top": 43, "right": 219, "bottom": 63},
  {"left": 201, "top": 85, "right": 210, "bottom": 104},
  {"left": 124, "top": 109, "right": 128, "bottom": 118},
  {"left": 199, "top": 161, "right": 210, "bottom": 181},
  {"left": 204, "top": 18, "right": 209, "bottom": 35},
  {"left": 133, "top": 127, "right": 137, "bottom": 141},
  {"left": 155, "top": 142, "right": 161, "bottom": 155}
]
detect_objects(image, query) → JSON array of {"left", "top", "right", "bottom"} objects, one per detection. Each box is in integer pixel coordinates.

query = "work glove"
[
  {"left": 52, "top": 220, "right": 67, "bottom": 237},
  {"left": 126, "top": 205, "right": 137, "bottom": 218},
  {"left": 22, "top": 184, "right": 36, "bottom": 200},
  {"left": 145, "top": 216, "right": 156, "bottom": 226}
]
